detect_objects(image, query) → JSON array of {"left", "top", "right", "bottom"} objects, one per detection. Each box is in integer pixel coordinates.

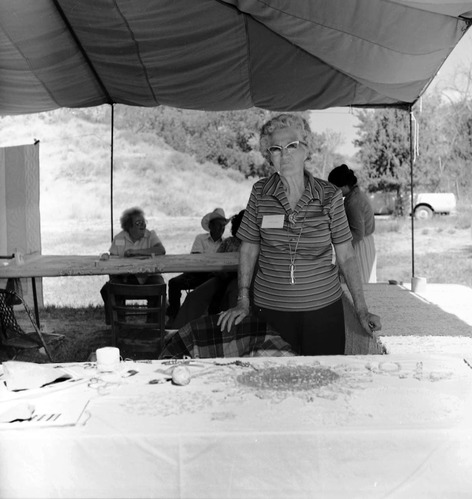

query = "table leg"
[{"left": 31, "top": 277, "right": 41, "bottom": 328}]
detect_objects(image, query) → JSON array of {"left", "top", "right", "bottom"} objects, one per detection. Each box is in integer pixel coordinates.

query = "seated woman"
[
  {"left": 100, "top": 206, "right": 166, "bottom": 324},
  {"left": 169, "top": 210, "right": 245, "bottom": 329}
]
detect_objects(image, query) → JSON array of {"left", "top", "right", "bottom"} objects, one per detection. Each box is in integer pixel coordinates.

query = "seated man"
[
  {"left": 100, "top": 206, "right": 166, "bottom": 324},
  {"left": 170, "top": 210, "right": 245, "bottom": 329},
  {"left": 166, "top": 208, "right": 228, "bottom": 325}
]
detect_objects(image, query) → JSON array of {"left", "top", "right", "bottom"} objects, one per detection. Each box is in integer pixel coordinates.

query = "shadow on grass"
[
  {"left": 1, "top": 305, "right": 164, "bottom": 363},
  {"left": 1, "top": 306, "right": 109, "bottom": 363}
]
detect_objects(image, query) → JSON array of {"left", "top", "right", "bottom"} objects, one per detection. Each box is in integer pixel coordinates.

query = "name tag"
[
  {"left": 115, "top": 239, "right": 125, "bottom": 246},
  {"left": 261, "top": 214, "right": 284, "bottom": 229}
]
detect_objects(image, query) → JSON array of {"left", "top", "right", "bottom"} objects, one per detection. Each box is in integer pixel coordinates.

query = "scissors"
[{"left": 88, "top": 376, "right": 121, "bottom": 395}]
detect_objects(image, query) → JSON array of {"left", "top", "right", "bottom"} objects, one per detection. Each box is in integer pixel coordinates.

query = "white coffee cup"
[{"left": 96, "top": 347, "right": 121, "bottom": 373}]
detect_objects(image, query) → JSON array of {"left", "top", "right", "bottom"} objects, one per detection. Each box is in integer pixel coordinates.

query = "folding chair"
[
  {"left": 0, "top": 288, "right": 54, "bottom": 362},
  {"left": 108, "top": 283, "right": 167, "bottom": 356}
]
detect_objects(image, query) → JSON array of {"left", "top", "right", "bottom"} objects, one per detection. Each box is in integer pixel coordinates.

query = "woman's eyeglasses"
[
  {"left": 134, "top": 220, "right": 146, "bottom": 227},
  {"left": 267, "top": 140, "right": 307, "bottom": 157}
]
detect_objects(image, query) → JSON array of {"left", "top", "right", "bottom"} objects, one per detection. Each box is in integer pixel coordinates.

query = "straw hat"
[{"left": 201, "top": 208, "right": 228, "bottom": 232}]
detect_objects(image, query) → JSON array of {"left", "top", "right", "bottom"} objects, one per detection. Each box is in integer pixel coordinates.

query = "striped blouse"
[{"left": 237, "top": 172, "right": 352, "bottom": 311}]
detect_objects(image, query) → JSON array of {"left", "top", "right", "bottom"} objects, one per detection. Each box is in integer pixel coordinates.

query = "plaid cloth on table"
[{"left": 159, "top": 313, "right": 296, "bottom": 359}]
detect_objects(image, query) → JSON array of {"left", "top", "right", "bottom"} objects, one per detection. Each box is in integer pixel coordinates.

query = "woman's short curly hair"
[
  {"left": 259, "top": 113, "right": 314, "bottom": 163},
  {"left": 120, "top": 206, "right": 144, "bottom": 231},
  {"left": 328, "top": 164, "right": 358, "bottom": 188},
  {"left": 230, "top": 209, "right": 245, "bottom": 237}
]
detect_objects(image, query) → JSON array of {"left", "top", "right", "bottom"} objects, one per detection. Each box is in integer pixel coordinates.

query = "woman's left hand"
[
  {"left": 358, "top": 310, "right": 382, "bottom": 336},
  {"left": 124, "top": 249, "right": 135, "bottom": 257},
  {"left": 367, "top": 312, "right": 382, "bottom": 332}
]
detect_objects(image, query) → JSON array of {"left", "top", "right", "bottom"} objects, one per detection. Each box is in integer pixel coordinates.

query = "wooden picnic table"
[
  {"left": 0, "top": 253, "right": 239, "bottom": 278},
  {"left": 0, "top": 253, "right": 239, "bottom": 326}
]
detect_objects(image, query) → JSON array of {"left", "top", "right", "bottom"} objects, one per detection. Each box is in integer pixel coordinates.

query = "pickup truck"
[
  {"left": 368, "top": 192, "right": 456, "bottom": 219},
  {"left": 412, "top": 192, "right": 457, "bottom": 219}
]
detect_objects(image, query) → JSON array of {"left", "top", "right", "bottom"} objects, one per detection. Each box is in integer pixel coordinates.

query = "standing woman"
[
  {"left": 328, "top": 165, "right": 377, "bottom": 283},
  {"left": 218, "top": 114, "right": 381, "bottom": 355}
]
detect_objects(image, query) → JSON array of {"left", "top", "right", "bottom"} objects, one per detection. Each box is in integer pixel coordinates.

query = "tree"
[
  {"left": 309, "top": 129, "right": 346, "bottom": 179},
  {"left": 354, "top": 108, "right": 411, "bottom": 194},
  {"left": 353, "top": 88, "right": 472, "bottom": 201},
  {"left": 115, "top": 106, "right": 281, "bottom": 177},
  {"left": 114, "top": 106, "right": 324, "bottom": 178},
  {"left": 436, "top": 64, "right": 472, "bottom": 198},
  {"left": 408, "top": 93, "right": 454, "bottom": 192},
  {"left": 76, "top": 105, "right": 353, "bottom": 180}
]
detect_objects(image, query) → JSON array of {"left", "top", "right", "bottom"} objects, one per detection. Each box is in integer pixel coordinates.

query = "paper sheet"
[{"left": 0, "top": 395, "right": 90, "bottom": 429}]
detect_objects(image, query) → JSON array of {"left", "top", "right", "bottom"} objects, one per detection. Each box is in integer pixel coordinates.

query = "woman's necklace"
[{"left": 287, "top": 212, "right": 307, "bottom": 285}]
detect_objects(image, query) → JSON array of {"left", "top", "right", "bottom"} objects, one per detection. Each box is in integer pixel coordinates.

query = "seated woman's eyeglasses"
[
  {"left": 134, "top": 220, "right": 146, "bottom": 227},
  {"left": 267, "top": 140, "right": 307, "bottom": 157}
]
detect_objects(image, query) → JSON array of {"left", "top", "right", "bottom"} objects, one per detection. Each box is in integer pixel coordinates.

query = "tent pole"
[
  {"left": 110, "top": 104, "right": 114, "bottom": 242},
  {"left": 409, "top": 107, "right": 416, "bottom": 278}
]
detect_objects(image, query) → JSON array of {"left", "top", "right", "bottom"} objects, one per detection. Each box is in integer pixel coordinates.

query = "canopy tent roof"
[{"left": 1, "top": 0, "right": 472, "bottom": 116}]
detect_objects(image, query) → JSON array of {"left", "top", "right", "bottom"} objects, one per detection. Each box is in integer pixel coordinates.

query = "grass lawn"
[{"left": 2, "top": 210, "right": 472, "bottom": 364}]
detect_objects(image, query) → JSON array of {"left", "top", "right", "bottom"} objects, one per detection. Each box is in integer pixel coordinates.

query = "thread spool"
[{"left": 96, "top": 347, "right": 121, "bottom": 373}]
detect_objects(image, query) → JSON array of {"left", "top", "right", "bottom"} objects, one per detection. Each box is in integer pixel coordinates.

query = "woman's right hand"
[{"left": 217, "top": 298, "right": 250, "bottom": 332}]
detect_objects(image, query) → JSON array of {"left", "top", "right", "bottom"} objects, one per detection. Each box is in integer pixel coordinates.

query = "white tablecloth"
[{"left": 1, "top": 355, "right": 472, "bottom": 498}]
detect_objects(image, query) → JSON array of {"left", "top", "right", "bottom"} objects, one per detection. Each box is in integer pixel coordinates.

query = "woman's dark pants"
[{"left": 257, "top": 299, "right": 345, "bottom": 355}]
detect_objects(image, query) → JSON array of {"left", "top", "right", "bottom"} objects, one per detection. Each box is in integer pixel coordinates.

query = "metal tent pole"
[
  {"left": 110, "top": 104, "right": 114, "bottom": 242},
  {"left": 409, "top": 108, "right": 416, "bottom": 278}
]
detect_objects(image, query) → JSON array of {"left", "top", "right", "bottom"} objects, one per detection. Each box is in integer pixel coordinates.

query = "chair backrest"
[
  {"left": 107, "top": 283, "right": 167, "bottom": 355},
  {"left": 0, "top": 289, "right": 23, "bottom": 339}
]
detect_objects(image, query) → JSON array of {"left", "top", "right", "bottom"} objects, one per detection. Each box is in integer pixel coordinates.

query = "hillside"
[{"left": 0, "top": 108, "right": 256, "bottom": 226}]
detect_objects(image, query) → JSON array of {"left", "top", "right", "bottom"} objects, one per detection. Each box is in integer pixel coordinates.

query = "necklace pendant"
[{"left": 290, "top": 264, "right": 295, "bottom": 285}]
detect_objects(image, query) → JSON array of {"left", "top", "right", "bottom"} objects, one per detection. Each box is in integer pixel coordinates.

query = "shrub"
[{"left": 375, "top": 219, "right": 402, "bottom": 234}]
